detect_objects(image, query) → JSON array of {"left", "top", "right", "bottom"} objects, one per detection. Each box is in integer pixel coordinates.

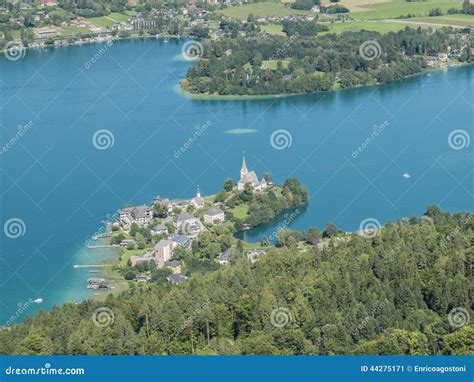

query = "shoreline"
[{"left": 178, "top": 62, "right": 474, "bottom": 101}]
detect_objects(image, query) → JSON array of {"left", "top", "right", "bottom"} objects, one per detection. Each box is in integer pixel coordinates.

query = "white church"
[{"left": 237, "top": 154, "right": 267, "bottom": 191}]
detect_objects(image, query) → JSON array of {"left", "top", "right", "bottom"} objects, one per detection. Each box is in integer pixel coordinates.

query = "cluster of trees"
[
  {"left": 290, "top": 0, "right": 348, "bottom": 13},
  {"left": 281, "top": 20, "right": 328, "bottom": 37},
  {"left": 0, "top": 207, "right": 472, "bottom": 355},
  {"left": 183, "top": 27, "right": 473, "bottom": 96}
]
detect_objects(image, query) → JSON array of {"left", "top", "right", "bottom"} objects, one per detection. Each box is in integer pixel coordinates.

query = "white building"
[{"left": 237, "top": 154, "right": 267, "bottom": 191}]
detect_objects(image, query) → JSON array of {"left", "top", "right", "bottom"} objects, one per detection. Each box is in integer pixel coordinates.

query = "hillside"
[{"left": 0, "top": 207, "right": 472, "bottom": 355}]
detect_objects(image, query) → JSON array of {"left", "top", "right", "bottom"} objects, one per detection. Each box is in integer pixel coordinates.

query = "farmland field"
[
  {"left": 89, "top": 12, "right": 134, "bottom": 28},
  {"left": 321, "top": 20, "right": 408, "bottom": 34},
  {"left": 387, "top": 14, "right": 474, "bottom": 28},
  {"left": 221, "top": 2, "right": 312, "bottom": 20},
  {"left": 346, "top": 0, "right": 463, "bottom": 20}
]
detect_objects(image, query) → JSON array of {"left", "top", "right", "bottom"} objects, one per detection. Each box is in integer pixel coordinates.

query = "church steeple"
[
  {"left": 240, "top": 151, "right": 248, "bottom": 178},
  {"left": 196, "top": 185, "right": 201, "bottom": 198}
]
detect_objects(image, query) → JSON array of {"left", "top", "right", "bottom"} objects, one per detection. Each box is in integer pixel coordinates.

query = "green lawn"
[
  {"left": 348, "top": 0, "right": 463, "bottom": 20},
  {"left": 58, "top": 26, "right": 92, "bottom": 36},
  {"left": 89, "top": 12, "right": 132, "bottom": 28},
  {"left": 262, "top": 59, "right": 290, "bottom": 69},
  {"left": 221, "top": 2, "right": 312, "bottom": 20},
  {"left": 231, "top": 205, "right": 249, "bottom": 219},
  {"left": 261, "top": 23, "right": 285, "bottom": 35},
  {"left": 321, "top": 20, "right": 408, "bottom": 34},
  {"left": 391, "top": 15, "right": 474, "bottom": 28}
]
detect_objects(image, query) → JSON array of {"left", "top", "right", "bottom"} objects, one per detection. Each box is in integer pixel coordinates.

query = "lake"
[{"left": 0, "top": 38, "right": 472, "bottom": 324}]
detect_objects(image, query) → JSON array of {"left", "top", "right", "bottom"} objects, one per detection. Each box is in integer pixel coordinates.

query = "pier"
[{"left": 73, "top": 264, "right": 112, "bottom": 268}]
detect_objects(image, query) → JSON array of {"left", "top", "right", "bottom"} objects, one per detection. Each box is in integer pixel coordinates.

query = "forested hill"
[
  {"left": 182, "top": 27, "right": 473, "bottom": 96},
  {"left": 1, "top": 207, "right": 473, "bottom": 355}
]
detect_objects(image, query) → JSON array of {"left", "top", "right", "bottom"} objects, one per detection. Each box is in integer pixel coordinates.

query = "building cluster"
[{"left": 115, "top": 155, "right": 271, "bottom": 284}]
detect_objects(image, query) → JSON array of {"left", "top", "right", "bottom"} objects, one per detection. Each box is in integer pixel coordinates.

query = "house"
[
  {"left": 174, "top": 212, "right": 205, "bottom": 236},
  {"left": 119, "top": 205, "right": 153, "bottom": 230},
  {"left": 153, "top": 195, "right": 172, "bottom": 214},
  {"left": 246, "top": 249, "right": 266, "bottom": 264},
  {"left": 171, "top": 234, "right": 192, "bottom": 251},
  {"left": 154, "top": 239, "right": 174, "bottom": 268},
  {"left": 35, "top": 28, "right": 58, "bottom": 38},
  {"left": 204, "top": 207, "right": 225, "bottom": 224},
  {"left": 173, "top": 212, "right": 195, "bottom": 229},
  {"left": 191, "top": 186, "right": 205, "bottom": 209},
  {"left": 120, "top": 239, "right": 136, "bottom": 248},
  {"left": 135, "top": 273, "right": 151, "bottom": 282},
  {"left": 129, "top": 252, "right": 154, "bottom": 266},
  {"left": 164, "top": 259, "right": 182, "bottom": 274},
  {"left": 87, "top": 278, "right": 108, "bottom": 289},
  {"left": 152, "top": 222, "right": 169, "bottom": 235},
  {"left": 237, "top": 154, "right": 267, "bottom": 191},
  {"left": 167, "top": 273, "right": 187, "bottom": 285},
  {"left": 219, "top": 248, "right": 231, "bottom": 265}
]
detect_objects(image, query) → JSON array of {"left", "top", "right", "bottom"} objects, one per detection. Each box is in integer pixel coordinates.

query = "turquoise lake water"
[{"left": 0, "top": 39, "right": 473, "bottom": 324}]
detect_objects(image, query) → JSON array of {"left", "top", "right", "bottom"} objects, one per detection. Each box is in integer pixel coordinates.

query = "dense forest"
[
  {"left": 183, "top": 27, "right": 473, "bottom": 96},
  {"left": 0, "top": 207, "right": 472, "bottom": 355}
]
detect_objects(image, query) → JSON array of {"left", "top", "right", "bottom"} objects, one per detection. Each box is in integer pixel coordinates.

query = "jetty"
[{"left": 73, "top": 264, "right": 111, "bottom": 268}]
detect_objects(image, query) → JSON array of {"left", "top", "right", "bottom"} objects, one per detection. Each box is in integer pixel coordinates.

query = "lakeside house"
[
  {"left": 204, "top": 206, "right": 225, "bottom": 225},
  {"left": 119, "top": 205, "right": 153, "bottom": 231},
  {"left": 130, "top": 252, "right": 154, "bottom": 266},
  {"left": 135, "top": 273, "right": 151, "bottom": 282},
  {"left": 87, "top": 278, "right": 108, "bottom": 289}
]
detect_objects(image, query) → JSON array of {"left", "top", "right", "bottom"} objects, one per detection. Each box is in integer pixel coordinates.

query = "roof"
[
  {"left": 205, "top": 207, "right": 224, "bottom": 217},
  {"left": 219, "top": 248, "right": 231, "bottom": 261},
  {"left": 171, "top": 234, "right": 191, "bottom": 246},
  {"left": 165, "top": 260, "right": 181, "bottom": 267},
  {"left": 155, "top": 239, "right": 172, "bottom": 249},
  {"left": 240, "top": 171, "right": 259, "bottom": 185},
  {"left": 174, "top": 212, "right": 194, "bottom": 223},
  {"left": 167, "top": 274, "right": 187, "bottom": 284},
  {"left": 192, "top": 196, "right": 205, "bottom": 206}
]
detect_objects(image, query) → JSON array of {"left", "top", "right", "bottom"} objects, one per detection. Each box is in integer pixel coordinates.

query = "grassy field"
[
  {"left": 262, "top": 59, "right": 290, "bottom": 69},
  {"left": 347, "top": 0, "right": 464, "bottom": 20},
  {"left": 231, "top": 205, "right": 249, "bottom": 220},
  {"left": 389, "top": 14, "right": 474, "bottom": 28},
  {"left": 89, "top": 12, "right": 133, "bottom": 28},
  {"left": 58, "top": 26, "right": 92, "bottom": 36},
  {"left": 261, "top": 23, "right": 285, "bottom": 35},
  {"left": 221, "top": 2, "right": 312, "bottom": 20},
  {"left": 322, "top": 20, "right": 408, "bottom": 34}
]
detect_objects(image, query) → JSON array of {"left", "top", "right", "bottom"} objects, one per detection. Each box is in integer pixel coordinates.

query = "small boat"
[
  {"left": 402, "top": 173, "right": 411, "bottom": 179},
  {"left": 164, "top": 39, "right": 169, "bottom": 43},
  {"left": 33, "top": 298, "right": 43, "bottom": 304}
]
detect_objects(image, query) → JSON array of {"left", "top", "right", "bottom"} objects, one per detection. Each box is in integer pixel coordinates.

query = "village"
[{"left": 87, "top": 155, "right": 276, "bottom": 289}]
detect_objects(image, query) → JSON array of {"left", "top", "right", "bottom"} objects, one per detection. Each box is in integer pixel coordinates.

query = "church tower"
[
  {"left": 240, "top": 152, "right": 248, "bottom": 179},
  {"left": 196, "top": 185, "right": 201, "bottom": 198}
]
